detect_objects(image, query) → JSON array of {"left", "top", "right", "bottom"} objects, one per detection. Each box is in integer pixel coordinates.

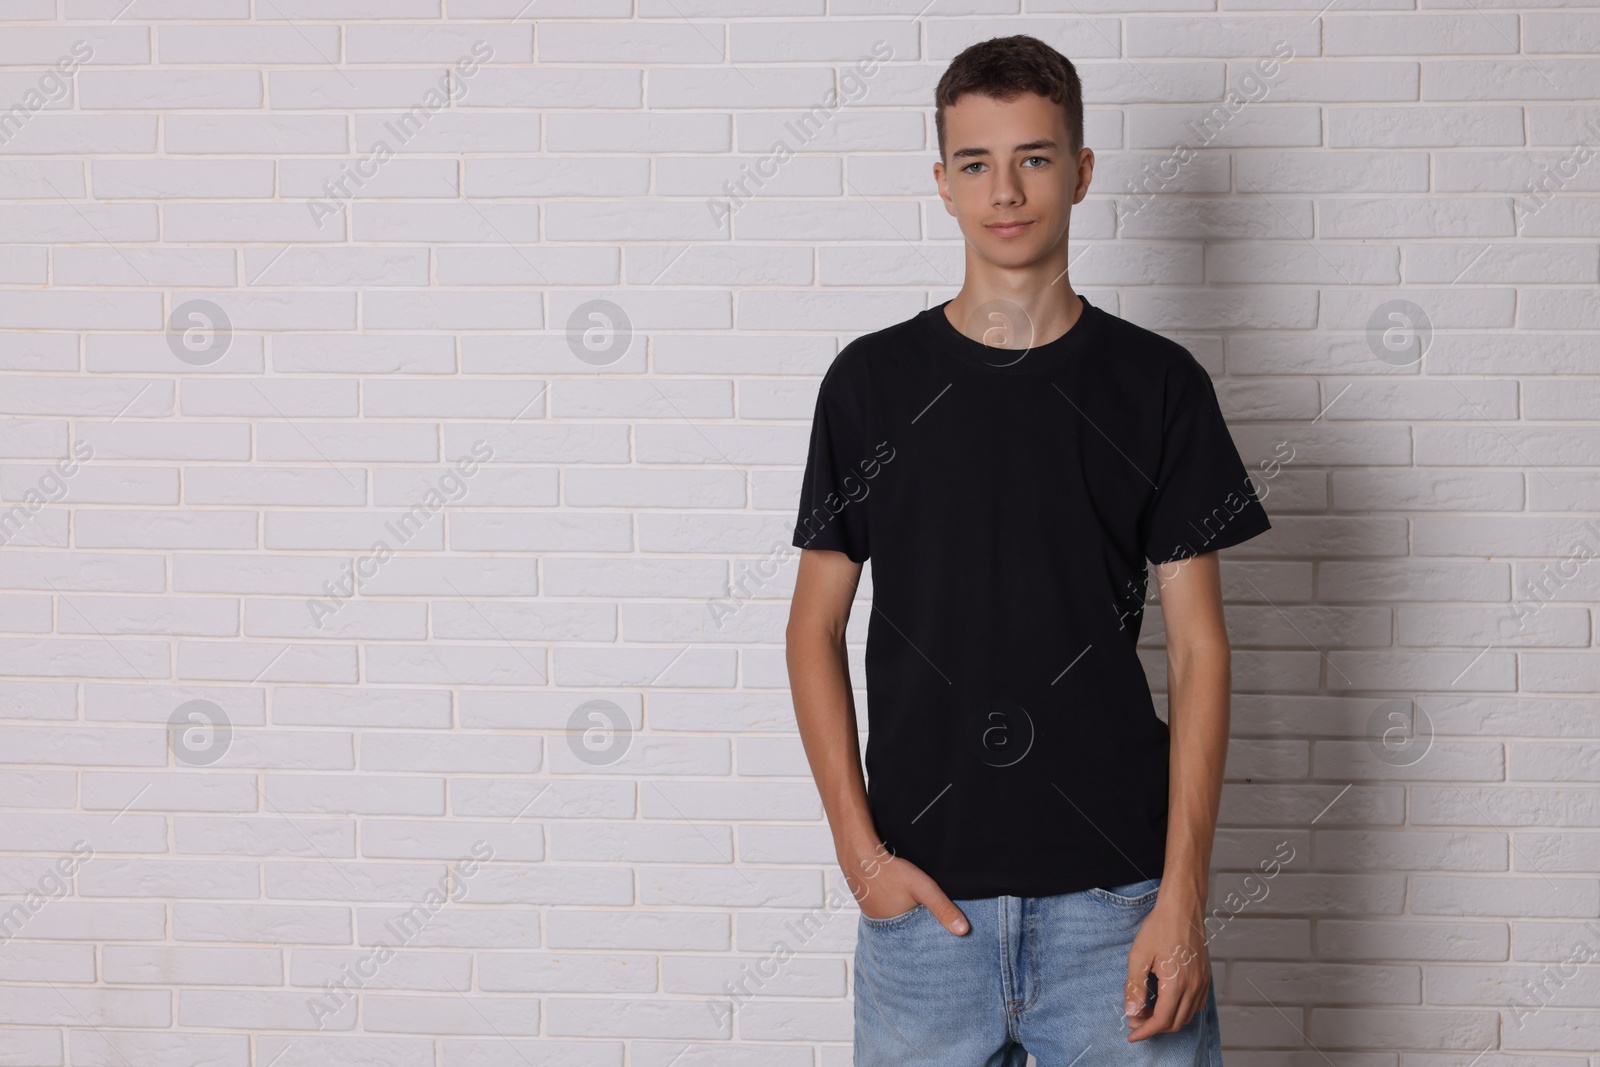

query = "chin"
[{"left": 977, "top": 241, "right": 1042, "bottom": 266}]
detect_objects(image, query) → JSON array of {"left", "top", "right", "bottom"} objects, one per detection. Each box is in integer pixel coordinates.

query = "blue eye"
[{"left": 961, "top": 157, "right": 1048, "bottom": 173}]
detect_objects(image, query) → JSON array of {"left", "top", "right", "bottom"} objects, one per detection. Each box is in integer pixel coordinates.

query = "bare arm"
[
  {"left": 785, "top": 547, "right": 876, "bottom": 861},
  {"left": 785, "top": 547, "right": 969, "bottom": 934},
  {"left": 1124, "top": 549, "right": 1230, "bottom": 1040},
  {"left": 1156, "top": 549, "right": 1231, "bottom": 909}
]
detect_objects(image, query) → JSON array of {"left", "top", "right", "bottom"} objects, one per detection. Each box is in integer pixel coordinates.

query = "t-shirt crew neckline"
[{"left": 922, "top": 293, "right": 1103, "bottom": 375}]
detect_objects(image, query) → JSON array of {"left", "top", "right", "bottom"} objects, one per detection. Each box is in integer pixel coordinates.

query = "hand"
[
  {"left": 840, "top": 840, "right": 969, "bottom": 935},
  {"left": 1123, "top": 891, "right": 1210, "bottom": 1041}
]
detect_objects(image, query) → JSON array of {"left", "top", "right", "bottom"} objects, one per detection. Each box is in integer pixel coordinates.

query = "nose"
[{"left": 991, "top": 172, "right": 1023, "bottom": 207}]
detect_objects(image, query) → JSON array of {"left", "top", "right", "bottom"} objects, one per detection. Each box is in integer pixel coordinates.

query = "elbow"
[{"left": 787, "top": 616, "right": 848, "bottom": 650}]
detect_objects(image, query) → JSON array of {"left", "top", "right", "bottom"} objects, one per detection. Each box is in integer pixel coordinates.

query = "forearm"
[
  {"left": 1161, "top": 639, "right": 1230, "bottom": 905},
  {"left": 787, "top": 624, "right": 879, "bottom": 858}
]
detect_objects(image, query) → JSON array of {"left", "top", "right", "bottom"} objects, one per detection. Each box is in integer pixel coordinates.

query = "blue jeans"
[{"left": 853, "top": 876, "right": 1224, "bottom": 1066}]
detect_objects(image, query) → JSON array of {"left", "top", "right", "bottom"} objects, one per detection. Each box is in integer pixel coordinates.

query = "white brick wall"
[{"left": 0, "top": 3, "right": 1597, "bottom": 1064}]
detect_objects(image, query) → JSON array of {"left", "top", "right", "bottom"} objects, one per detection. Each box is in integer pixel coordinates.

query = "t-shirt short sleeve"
[
  {"left": 791, "top": 363, "right": 877, "bottom": 564},
  {"left": 1140, "top": 353, "right": 1272, "bottom": 565}
]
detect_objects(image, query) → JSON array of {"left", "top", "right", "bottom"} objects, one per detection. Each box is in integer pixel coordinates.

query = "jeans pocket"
[
  {"left": 860, "top": 902, "right": 924, "bottom": 928},
  {"left": 1086, "top": 876, "right": 1162, "bottom": 907}
]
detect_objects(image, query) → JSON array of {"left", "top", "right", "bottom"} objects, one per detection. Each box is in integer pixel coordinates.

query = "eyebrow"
[{"left": 950, "top": 139, "right": 1060, "bottom": 161}]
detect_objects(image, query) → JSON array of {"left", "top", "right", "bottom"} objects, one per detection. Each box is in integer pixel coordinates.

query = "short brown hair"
[{"left": 934, "top": 35, "right": 1084, "bottom": 163}]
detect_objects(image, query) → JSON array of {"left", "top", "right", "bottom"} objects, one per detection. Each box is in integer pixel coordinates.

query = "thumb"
[{"left": 919, "top": 885, "right": 970, "bottom": 935}]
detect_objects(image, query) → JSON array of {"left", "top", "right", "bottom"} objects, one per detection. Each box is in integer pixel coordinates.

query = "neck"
[{"left": 944, "top": 276, "right": 1083, "bottom": 350}]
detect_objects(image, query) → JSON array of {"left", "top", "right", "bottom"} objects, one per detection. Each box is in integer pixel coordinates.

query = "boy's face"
[{"left": 935, "top": 90, "right": 1091, "bottom": 271}]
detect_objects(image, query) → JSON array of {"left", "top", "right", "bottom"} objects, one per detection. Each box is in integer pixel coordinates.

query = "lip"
[{"left": 985, "top": 220, "right": 1033, "bottom": 238}]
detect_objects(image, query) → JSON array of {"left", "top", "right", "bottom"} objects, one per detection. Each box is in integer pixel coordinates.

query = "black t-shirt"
[{"left": 790, "top": 293, "right": 1272, "bottom": 899}]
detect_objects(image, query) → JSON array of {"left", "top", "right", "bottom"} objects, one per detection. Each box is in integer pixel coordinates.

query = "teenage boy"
[{"left": 785, "top": 34, "right": 1270, "bottom": 1066}]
